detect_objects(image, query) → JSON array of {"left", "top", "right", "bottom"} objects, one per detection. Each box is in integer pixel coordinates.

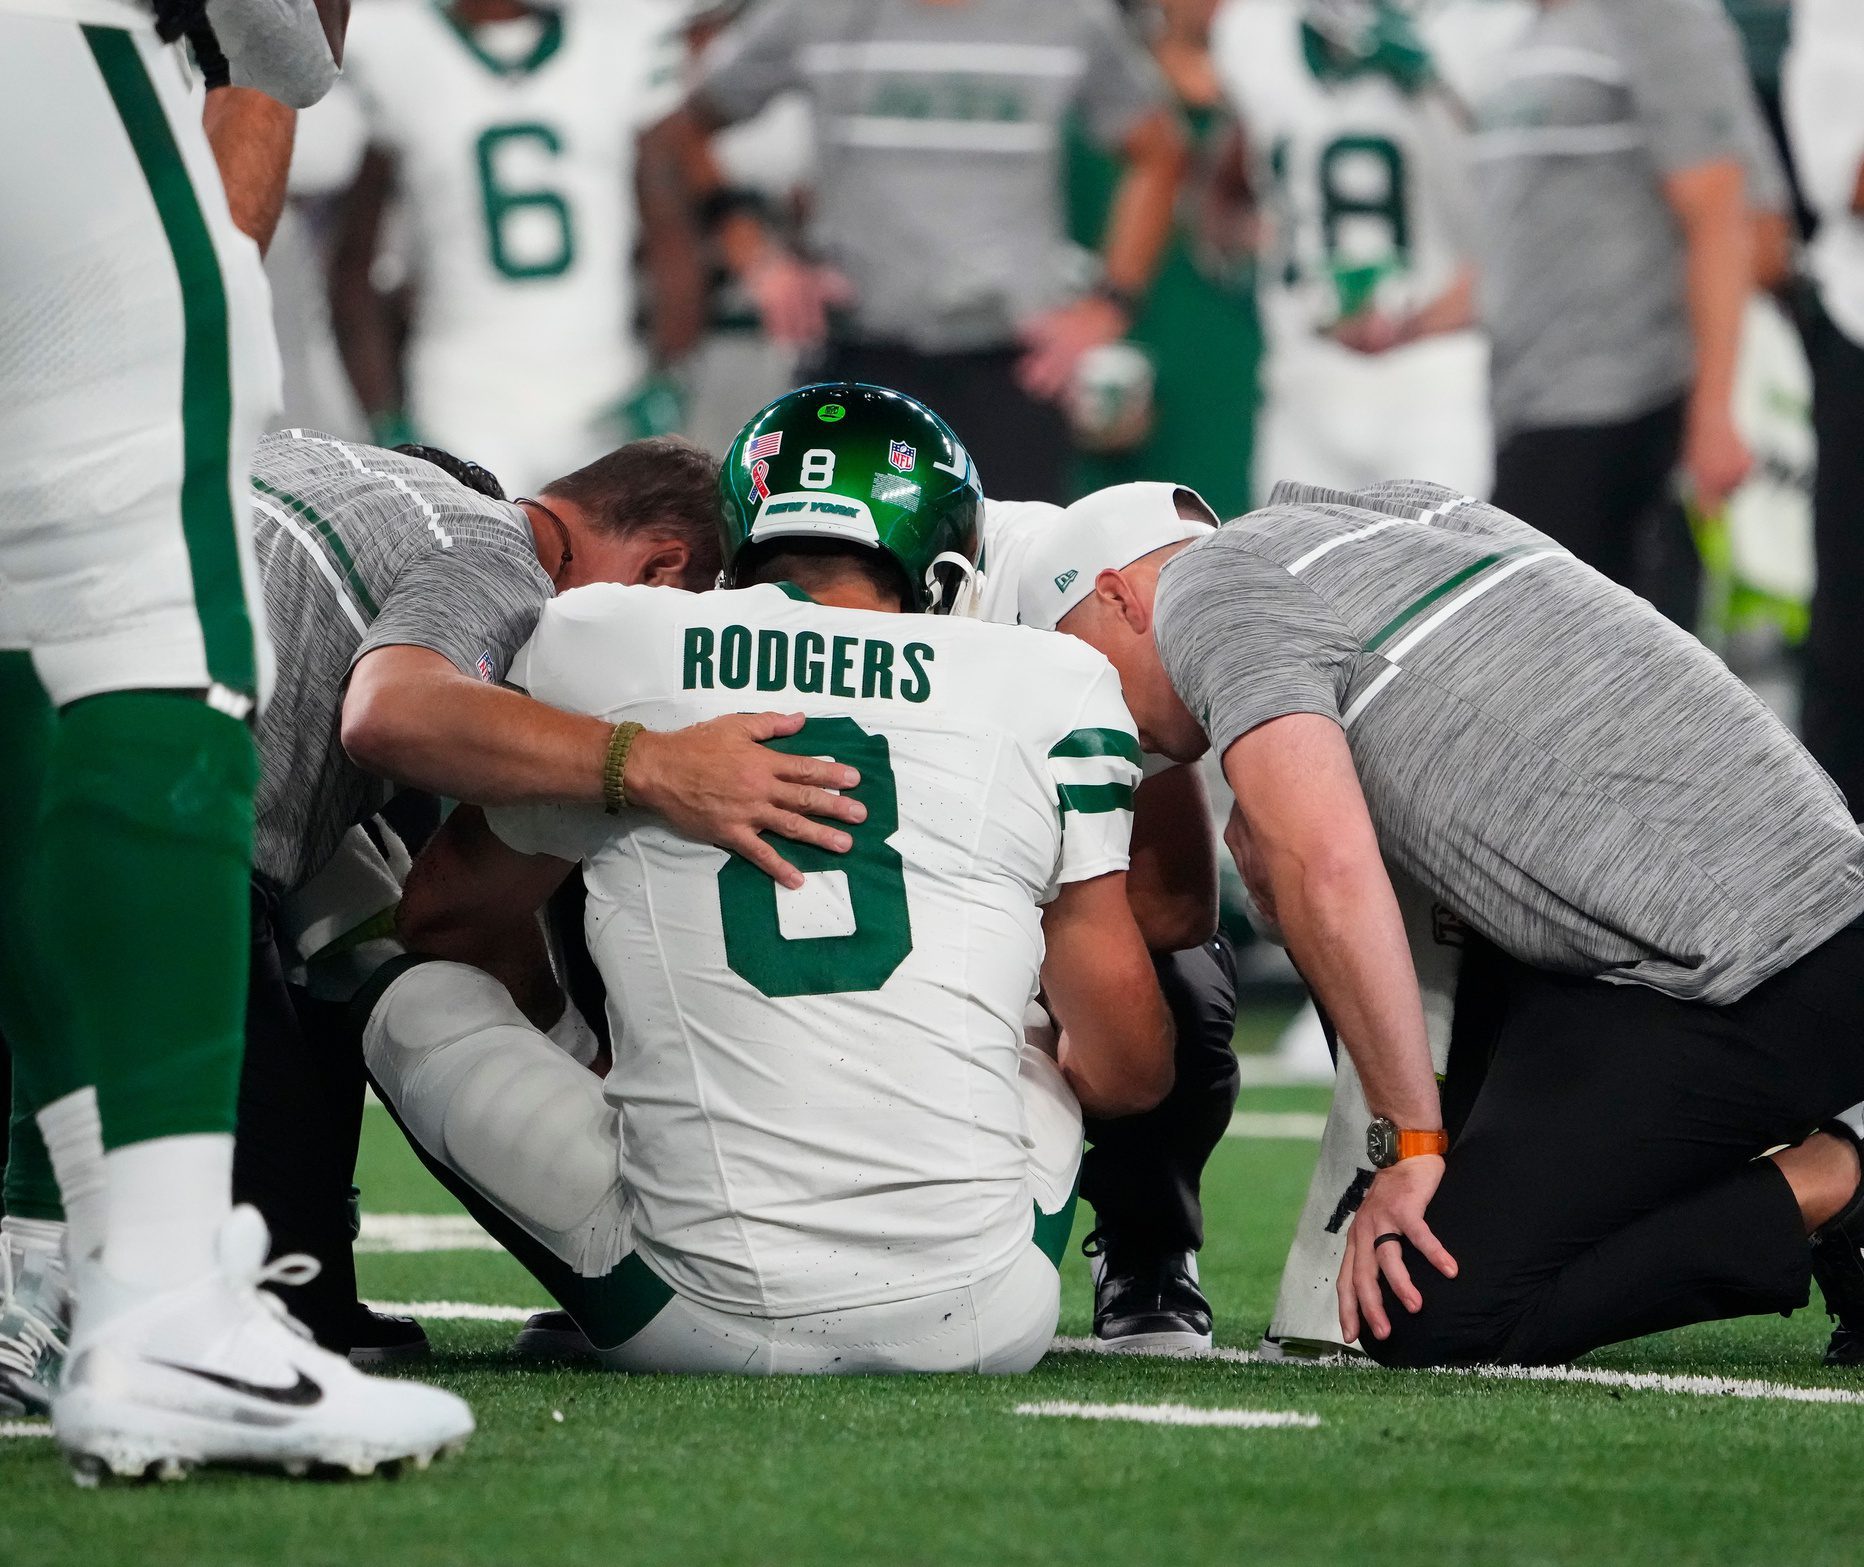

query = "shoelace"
[
  {"left": 0, "top": 1252, "right": 63, "bottom": 1379},
  {"left": 242, "top": 1252, "right": 324, "bottom": 1346}
]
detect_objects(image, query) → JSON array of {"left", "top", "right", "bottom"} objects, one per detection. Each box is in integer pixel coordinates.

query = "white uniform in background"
[
  {"left": 1212, "top": 0, "right": 1491, "bottom": 500},
  {"left": 367, "top": 581, "right": 1141, "bottom": 1373},
  {"left": 268, "top": 80, "right": 370, "bottom": 437},
  {"left": 342, "top": 0, "right": 684, "bottom": 490}
]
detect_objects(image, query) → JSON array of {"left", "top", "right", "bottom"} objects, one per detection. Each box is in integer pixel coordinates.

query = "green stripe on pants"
[
  {"left": 1033, "top": 1178, "right": 1081, "bottom": 1271},
  {"left": 83, "top": 26, "right": 256, "bottom": 698}
]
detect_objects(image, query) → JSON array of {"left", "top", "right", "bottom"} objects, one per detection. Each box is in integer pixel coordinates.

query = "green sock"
[
  {"left": 35, "top": 691, "right": 257, "bottom": 1150},
  {"left": 0, "top": 653, "right": 69, "bottom": 1221}
]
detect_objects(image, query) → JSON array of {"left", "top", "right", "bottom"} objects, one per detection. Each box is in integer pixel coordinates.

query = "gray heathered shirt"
[
  {"left": 1153, "top": 478, "right": 1864, "bottom": 1005},
  {"left": 249, "top": 429, "right": 553, "bottom": 892},
  {"left": 1472, "top": 0, "right": 1759, "bottom": 436},
  {"left": 692, "top": 0, "right": 1168, "bottom": 353}
]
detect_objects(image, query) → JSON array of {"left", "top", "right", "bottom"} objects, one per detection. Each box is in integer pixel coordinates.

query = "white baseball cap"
[{"left": 1017, "top": 482, "right": 1218, "bottom": 631}]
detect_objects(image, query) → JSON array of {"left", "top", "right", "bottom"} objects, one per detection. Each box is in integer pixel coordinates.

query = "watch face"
[{"left": 1366, "top": 1117, "right": 1397, "bottom": 1169}]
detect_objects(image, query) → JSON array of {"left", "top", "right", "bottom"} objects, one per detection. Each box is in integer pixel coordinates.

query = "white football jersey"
[
  {"left": 1210, "top": 0, "right": 1476, "bottom": 354},
  {"left": 959, "top": 499, "right": 1065, "bottom": 625},
  {"left": 487, "top": 582, "right": 1140, "bottom": 1315},
  {"left": 343, "top": 0, "right": 684, "bottom": 483}
]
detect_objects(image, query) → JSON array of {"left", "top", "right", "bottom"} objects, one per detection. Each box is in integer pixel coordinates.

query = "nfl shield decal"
[{"left": 888, "top": 440, "right": 917, "bottom": 473}]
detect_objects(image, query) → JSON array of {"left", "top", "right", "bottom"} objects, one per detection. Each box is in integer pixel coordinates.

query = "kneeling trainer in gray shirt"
[{"left": 1153, "top": 480, "right": 1864, "bottom": 1006}]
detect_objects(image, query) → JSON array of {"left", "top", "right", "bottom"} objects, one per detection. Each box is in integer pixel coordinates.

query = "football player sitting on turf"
[{"left": 362, "top": 384, "right": 1174, "bottom": 1374}]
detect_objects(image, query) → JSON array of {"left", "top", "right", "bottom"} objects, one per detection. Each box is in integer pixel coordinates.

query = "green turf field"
[{"left": 6, "top": 1069, "right": 1863, "bottom": 1567}]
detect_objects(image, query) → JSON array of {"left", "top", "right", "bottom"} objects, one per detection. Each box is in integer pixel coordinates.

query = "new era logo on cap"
[{"left": 1053, "top": 569, "right": 1078, "bottom": 593}]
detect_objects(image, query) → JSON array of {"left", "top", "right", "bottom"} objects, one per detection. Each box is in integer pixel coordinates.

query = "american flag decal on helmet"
[{"left": 745, "top": 431, "right": 783, "bottom": 467}]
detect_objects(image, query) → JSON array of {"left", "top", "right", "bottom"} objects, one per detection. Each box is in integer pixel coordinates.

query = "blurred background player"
[
  {"left": 328, "top": 0, "right": 701, "bottom": 493},
  {"left": 1786, "top": 1, "right": 1864, "bottom": 820},
  {"left": 1472, "top": 0, "right": 1766, "bottom": 629},
  {"left": 659, "top": 0, "right": 1190, "bottom": 503},
  {"left": 1212, "top": 0, "right": 1492, "bottom": 501},
  {"left": 0, "top": 0, "right": 474, "bottom": 1481}
]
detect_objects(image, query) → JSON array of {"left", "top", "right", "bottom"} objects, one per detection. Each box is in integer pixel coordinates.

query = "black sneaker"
[
  {"left": 346, "top": 1305, "right": 432, "bottom": 1367},
  {"left": 513, "top": 1309, "right": 597, "bottom": 1362},
  {"left": 1083, "top": 1232, "right": 1213, "bottom": 1355},
  {"left": 1809, "top": 1120, "right": 1864, "bottom": 1368}
]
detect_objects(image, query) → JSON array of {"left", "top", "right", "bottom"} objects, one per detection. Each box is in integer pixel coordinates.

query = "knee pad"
[
  {"left": 362, "top": 961, "right": 520, "bottom": 1115},
  {"left": 364, "top": 961, "right": 626, "bottom": 1272}
]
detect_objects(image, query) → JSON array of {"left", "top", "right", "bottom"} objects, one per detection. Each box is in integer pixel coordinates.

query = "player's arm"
[
  {"left": 199, "top": 0, "right": 346, "bottom": 109},
  {"left": 1040, "top": 872, "right": 1175, "bottom": 1117},
  {"left": 649, "top": 102, "right": 851, "bottom": 349},
  {"left": 328, "top": 145, "right": 406, "bottom": 443},
  {"left": 201, "top": 86, "right": 296, "bottom": 255},
  {"left": 1017, "top": 106, "right": 1189, "bottom": 402},
  {"left": 1666, "top": 156, "right": 1754, "bottom": 509},
  {"left": 395, "top": 805, "right": 571, "bottom": 1027},
  {"left": 1126, "top": 762, "right": 1218, "bottom": 953},
  {"left": 636, "top": 118, "right": 708, "bottom": 366},
  {"left": 342, "top": 645, "right": 864, "bottom": 889}
]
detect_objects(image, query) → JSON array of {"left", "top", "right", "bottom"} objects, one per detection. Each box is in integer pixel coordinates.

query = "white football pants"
[
  {"left": 1256, "top": 329, "right": 1491, "bottom": 505},
  {"left": 364, "top": 961, "right": 1077, "bottom": 1375}
]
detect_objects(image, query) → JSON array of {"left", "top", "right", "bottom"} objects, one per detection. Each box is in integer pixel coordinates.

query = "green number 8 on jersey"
[{"left": 717, "top": 717, "right": 912, "bottom": 998}]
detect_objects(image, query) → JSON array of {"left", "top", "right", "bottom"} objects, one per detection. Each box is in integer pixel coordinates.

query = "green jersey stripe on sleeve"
[
  {"left": 84, "top": 24, "right": 256, "bottom": 699},
  {"left": 1058, "top": 781, "right": 1136, "bottom": 816},
  {"left": 1049, "top": 727, "right": 1144, "bottom": 767}
]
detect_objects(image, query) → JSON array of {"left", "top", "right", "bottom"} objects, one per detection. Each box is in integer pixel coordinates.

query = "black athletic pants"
[
  {"left": 233, "top": 880, "right": 367, "bottom": 1352},
  {"left": 1490, "top": 397, "right": 1698, "bottom": 629},
  {"left": 1368, "top": 921, "right": 1864, "bottom": 1369},
  {"left": 1800, "top": 304, "right": 1864, "bottom": 818},
  {"left": 811, "top": 341, "right": 1074, "bottom": 504},
  {"left": 1080, "top": 937, "right": 1240, "bottom": 1256}
]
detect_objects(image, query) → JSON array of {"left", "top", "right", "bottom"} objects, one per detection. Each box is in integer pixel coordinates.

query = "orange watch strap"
[{"left": 1395, "top": 1128, "right": 1449, "bottom": 1160}]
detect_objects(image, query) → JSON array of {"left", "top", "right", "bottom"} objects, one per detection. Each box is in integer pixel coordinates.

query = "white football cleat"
[
  {"left": 52, "top": 1206, "right": 473, "bottom": 1485},
  {"left": 0, "top": 1239, "right": 69, "bottom": 1418}
]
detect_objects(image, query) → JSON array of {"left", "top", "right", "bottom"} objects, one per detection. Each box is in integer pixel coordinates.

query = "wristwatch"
[{"left": 1366, "top": 1116, "right": 1449, "bottom": 1169}]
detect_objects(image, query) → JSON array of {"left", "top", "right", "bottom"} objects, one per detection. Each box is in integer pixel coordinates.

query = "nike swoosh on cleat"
[{"left": 152, "top": 1362, "right": 324, "bottom": 1407}]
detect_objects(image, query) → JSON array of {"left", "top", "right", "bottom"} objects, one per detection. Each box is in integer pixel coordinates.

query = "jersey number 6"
[
  {"left": 476, "top": 122, "right": 575, "bottom": 281},
  {"left": 717, "top": 716, "right": 913, "bottom": 998}
]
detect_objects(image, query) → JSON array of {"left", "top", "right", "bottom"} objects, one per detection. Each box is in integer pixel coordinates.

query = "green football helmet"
[{"left": 719, "top": 382, "right": 984, "bottom": 613}]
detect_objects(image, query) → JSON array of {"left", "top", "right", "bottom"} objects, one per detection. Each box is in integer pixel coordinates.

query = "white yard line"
[
  {"left": 1016, "top": 1401, "right": 1319, "bottom": 1430},
  {"left": 0, "top": 1421, "right": 50, "bottom": 1440},
  {"left": 1232, "top": 1057, "right": 1335, "bottom": 1089},
  {"left": 357, "top": 1214, "right": 501, "bottom": 1254},
  {"left": 1047, "top": 1337, "right": 1864, "bottom": 1406},
  {"left": 1226, "top": 1112, "right": 1328, "bottom": 1140},
  {"left": 366, "top": 1299, "right": 541, "bottom": 1323}
]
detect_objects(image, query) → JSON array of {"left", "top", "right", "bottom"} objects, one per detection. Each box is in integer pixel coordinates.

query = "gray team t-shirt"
[
  {"left": 249, "top": 429, "right": 553, "bottom": 891},
  {"left": 1153, "top": 479, "right": 1864, "bottom": 1005},
  {"left": 692, "top": 0, "right": 1168, "bottom": 353},
  {"left": 1472, "top": 0, "right": 1759, "bottom": 435}
]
